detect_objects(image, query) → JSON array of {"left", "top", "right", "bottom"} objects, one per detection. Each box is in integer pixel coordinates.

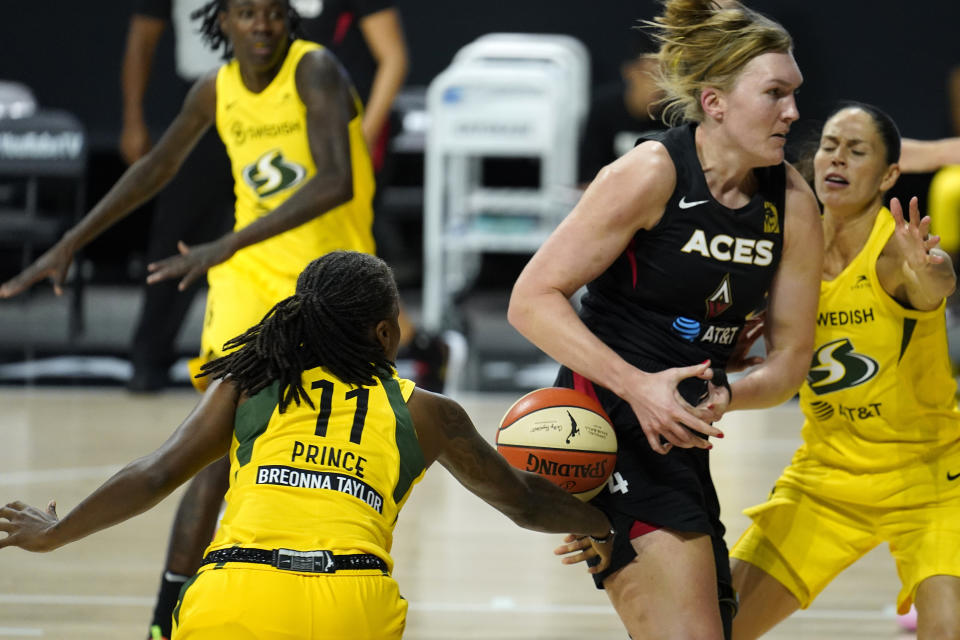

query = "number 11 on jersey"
[{"left": 311, "top": 379, "right": 369, "bottom": 444}]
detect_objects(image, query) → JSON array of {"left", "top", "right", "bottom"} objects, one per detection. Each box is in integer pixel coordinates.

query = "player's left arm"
[
  {"left": 899, "top": 137, "right": 960, "bottom": 174},
  {"left": 0, "top": 380, "right": 238, "bottom": 552},
  {"left": 728, "top": 164, "right": 823, "bottom": 410},
  {"left": 878, "top": 196, "right": 956, "bottom": 310},
  {"left": 357, "top": 5, "right": 408, "bottom": 149},
  {"left": 147, "top": 48, "right": 357, "bottom": 289}
]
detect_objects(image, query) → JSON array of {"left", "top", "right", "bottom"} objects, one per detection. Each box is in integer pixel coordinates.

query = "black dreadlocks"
[
  {"left": 200, "top": 251, "right": 400, "bottom": 413},
  {"left": 191, "top": 0, "right": 302, "bottom": 60}
]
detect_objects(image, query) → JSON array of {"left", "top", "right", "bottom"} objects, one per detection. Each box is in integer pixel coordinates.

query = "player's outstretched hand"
[
  {"left": 888, "top": 196, "right": 944, "bottom": 274},
  {"left": 622, "top": 361, "right": 724, "bottom": 455},
  {"left": 147, "top": 239, "right": 235, "bottom": 291},
  {"left": 0, "top": 500, "right": 60, "bottom": 552},
  {"left": 554, "top": 533, "right": 613, "bottom": 574},
  {"left": 0, "top": 241, "right": 75, "bottom": 299}
]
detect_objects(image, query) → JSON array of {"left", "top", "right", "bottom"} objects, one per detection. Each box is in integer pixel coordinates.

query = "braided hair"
[
  {"left": 200, "top": 251, "right": 400, "bottom": 412},
  {"left": 192, "top": 0, "right": 302, "bottom": 60}
]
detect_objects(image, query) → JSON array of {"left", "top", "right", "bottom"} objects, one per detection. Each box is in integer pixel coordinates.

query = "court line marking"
[
  {"left": 0, "top": 628, "right": 43, "bottom": 637},
  {"left": 0, "top": 593, "right": 896, "bottom": 620},
  {"left": 0, "top": 465, "right": 121, "bottom": 487}
]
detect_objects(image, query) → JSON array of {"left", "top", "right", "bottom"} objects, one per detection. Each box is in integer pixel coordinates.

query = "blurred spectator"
[
  {"left": 928, "top": 65, "right": 960, "bottom": 267},
  {"left": 121, "top": 0, "right": 234, "bottom": 392},
  {"left": 578, "top": 33, "right": 665, "bottom": 186}
]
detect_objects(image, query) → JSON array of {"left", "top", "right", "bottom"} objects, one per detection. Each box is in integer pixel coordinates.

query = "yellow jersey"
[
  {"left": 208, "top": 367, "right": 426, "bottom": 572},
  {"left": 797, "top": 208, "right": 958, "bottom": 472},
  {"left": 215, "top": 39, "right": 376, "bottom": 285}
]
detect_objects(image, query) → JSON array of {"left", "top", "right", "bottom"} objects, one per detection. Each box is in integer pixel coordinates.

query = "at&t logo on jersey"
[
  {"left": 243, "top": 149, "right": 306, "bottom": 199},
  {"left": 807, "top": 338, "right": 879, "bottom": 395},
  {"left": 672, "top": 316, "right": 701, "bottom": 342},
  {"left": 680, "top": 229, "right": 774, "bottom": 266}
]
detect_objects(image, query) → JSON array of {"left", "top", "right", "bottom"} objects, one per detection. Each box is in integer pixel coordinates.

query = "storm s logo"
[
  {"left": 806, "top": 338, "right": 879, "bottom": 395},
  {"left": 243, "top": 149, "right": 306, "bottom": 199}
]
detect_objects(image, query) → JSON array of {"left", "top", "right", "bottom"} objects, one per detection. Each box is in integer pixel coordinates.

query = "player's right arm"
[
  {"left": 407, "top": 389, "right": 613, "bottom": 572},
  {"left": 508, "top": 142, "right": 721, "bottom": 454},
  {"left": 728, "top": 164, "right": 822, "bottom": 410},
  {"left": 0, "top": 74, "right": 217, "bottom": 298},
  {"left": 0, "top": 379, "right": 237, "bottom": 553}
]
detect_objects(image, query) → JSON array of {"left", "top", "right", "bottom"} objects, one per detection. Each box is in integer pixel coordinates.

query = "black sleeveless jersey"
[{"left": 580, "top": 123, "right": 786, "bottom": 370}]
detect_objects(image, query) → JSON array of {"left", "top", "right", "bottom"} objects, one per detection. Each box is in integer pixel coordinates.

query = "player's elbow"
[
  {"left": 506, "top": 293, "right": 528, "bottom": 335},
  {"left": 314, "top": 167, "right": 353, "bottom": 211},
  {"left": 506, "top": 277, "right": 541, "bottom": 337},
  {"left": 501, "top": 484, "right": 546, "bottom": 531}
]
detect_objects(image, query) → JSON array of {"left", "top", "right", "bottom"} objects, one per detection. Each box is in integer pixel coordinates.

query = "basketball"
[{"left": 496, "top": 387, "right": 617, "bottom": 501}]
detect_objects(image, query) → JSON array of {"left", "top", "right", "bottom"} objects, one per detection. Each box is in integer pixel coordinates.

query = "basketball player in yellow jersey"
[
  {"left": 728, "top": 104, "right": 960, "bottom": 639},
  {"left": 0, "top": 252, "right": 616, "bottom": 639},
  {"left": 0, "top": 2, "right": 386, "bottom": 636},
  {"left": 187, "top": 34, "right": 375, "bottom": 386}
]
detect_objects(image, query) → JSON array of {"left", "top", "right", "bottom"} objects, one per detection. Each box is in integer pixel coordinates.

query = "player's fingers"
[
  {"left": 177, "top": 240, "right": 191, "bottom": 255},
  {"left": 672, "top": 360, "right": 712, "bottom": 382},
  {"left": 909, "top": 196, "right": 920, "bottom": 224},
  {"left": 146, "top": 260, "right": 186, "bottom": 285},
  {"left": 178, "top": 269, "right": 202, "bottom": 292},
  {"left": 644, "top": 427, "right": 670, "bottom": 455},
  {"left": 559, "top": 550, "right": 594, "bottom": 565},
  {"left": 666, "top": 421, "right": 715, "bottom": 449},
  {"left": 0, "top": 270, "right": 40, "bottom": 298},
  {"left": 674, "top": 411, "right": 722, "bottom": 440},
  {"left": 554, "top": 538, "right": 588, "bottom": 556},
  {"left": 46, "top": 500, "right": 57, "bottom": 517},
  {"left": 889, "top": 197, "right": 904, "bottom": 225}
]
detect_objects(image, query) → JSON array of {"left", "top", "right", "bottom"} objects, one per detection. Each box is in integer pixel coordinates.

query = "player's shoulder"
[{"left": 784, "top": 162, "right": 820, "bottom": 219}]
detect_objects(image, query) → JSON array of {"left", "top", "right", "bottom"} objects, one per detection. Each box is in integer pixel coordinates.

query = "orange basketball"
[{"left": 496, "top": 387, "right": 617, "bottom": 501}]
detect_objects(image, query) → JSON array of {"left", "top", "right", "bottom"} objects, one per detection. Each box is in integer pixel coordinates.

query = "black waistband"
[{"left": 201, "top": 547, "right": 388, "bottom": 574}]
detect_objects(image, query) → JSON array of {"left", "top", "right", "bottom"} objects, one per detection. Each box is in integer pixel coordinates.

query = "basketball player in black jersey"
[{"left": 508, "top": 1, "right": 822, "bottom": 639}]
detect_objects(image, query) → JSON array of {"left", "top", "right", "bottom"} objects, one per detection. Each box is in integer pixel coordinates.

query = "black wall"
[
  {"left": 0, "top": 1, "right": 956, "bottom": 277},
  {"left": 2, "top": 1, "right": 956, "bottom": 149}
]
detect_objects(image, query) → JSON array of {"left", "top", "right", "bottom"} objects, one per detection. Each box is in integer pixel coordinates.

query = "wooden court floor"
[{"left": 0, "top": 388, "right": 916, "bottom": 639}]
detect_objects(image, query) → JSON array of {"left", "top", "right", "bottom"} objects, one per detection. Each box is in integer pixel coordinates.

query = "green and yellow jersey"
[
  {"left": 797, "top": 209, "right": 958, "bottom": 473},
  {"left": 208, "top": 367, "right": 425, "bottom": 571},
  {"left": 215, "top": 39, "right": 376, "bottom": 288}
]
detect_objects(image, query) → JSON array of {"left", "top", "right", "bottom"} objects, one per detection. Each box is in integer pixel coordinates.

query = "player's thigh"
[
  {"left": 603, "top": 528, "right": 724, "bottom": 640},
  {"left": 732, "top": 483, "right": 878, "bottom": 608},
  {"left": 914, "top": 575, "right": 960, "bottom": 639},
  {"left": 884, "top": 470, "right": 960, "bottom": 614}
]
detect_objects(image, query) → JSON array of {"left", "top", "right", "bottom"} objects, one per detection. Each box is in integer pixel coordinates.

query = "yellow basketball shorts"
[
  {"left": 730, "top": 446, "right": 960, "bottom": 614},
  {"left": 172, "top": 564, "right": 406, "bottom": 639},
  {"left": 188, "top": 262, "right": 297, "bottom": 392}
]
